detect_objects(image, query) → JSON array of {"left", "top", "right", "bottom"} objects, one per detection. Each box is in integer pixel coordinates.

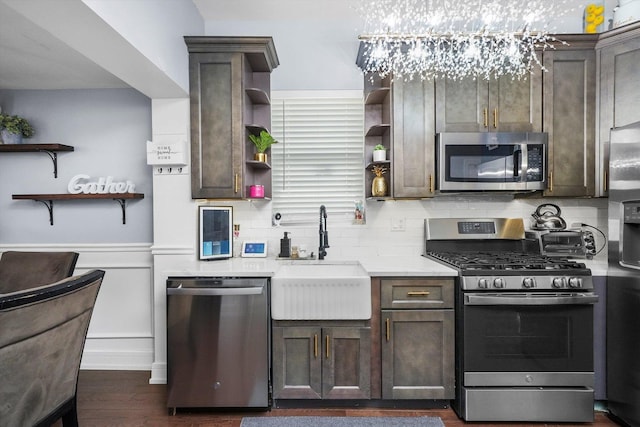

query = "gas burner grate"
[{"left": 426, "top": 250, "right": 587, "bottom": 271}]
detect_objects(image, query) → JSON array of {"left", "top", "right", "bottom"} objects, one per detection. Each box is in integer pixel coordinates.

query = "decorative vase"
[
  {"left": 1, "top": 129, "right": 23, "bottom": 144},
  {"left": 373, "top": 150, "right": 386, "bottom": 162},
  {"left": 371, "top": 176, "right": 388, "bottom": 197},
  {"left": 254, "top": 152, "right": 267, "bottom": 163}
]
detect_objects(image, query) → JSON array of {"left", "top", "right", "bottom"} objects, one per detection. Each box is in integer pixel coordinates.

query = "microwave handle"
[{"left": 513, "top": 148, "right": 522, "bottom": 177}]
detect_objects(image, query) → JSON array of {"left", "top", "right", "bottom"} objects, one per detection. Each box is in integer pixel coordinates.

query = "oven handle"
[{"left": 464, "top": 293, "right": 599, "bottom": 306}]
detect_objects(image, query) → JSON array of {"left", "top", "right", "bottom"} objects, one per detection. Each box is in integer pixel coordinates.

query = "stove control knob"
[
  {"left": 493, "top": 278, "right": 505, "bottom": 288},
  {"left": 568, "top": 277, "right": 583, "bottom": 288},
  {"left": 552, "top": 277, "right": 565, "bottom": 288},
  {"left": 522, "top": 277, "right": 536, "bottom": 288},
  {"left": 477, "top": 278, "right": 490, "bottom": 289}
]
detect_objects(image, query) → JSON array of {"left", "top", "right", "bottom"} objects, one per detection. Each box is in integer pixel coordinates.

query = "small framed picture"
[{"left": 199, "top": 206, "right": 233, "bottom": 260}]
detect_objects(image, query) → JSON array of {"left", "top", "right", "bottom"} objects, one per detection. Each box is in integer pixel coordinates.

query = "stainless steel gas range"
[{"left": 424, "top": 218, "right": 598, "bottom": 423}]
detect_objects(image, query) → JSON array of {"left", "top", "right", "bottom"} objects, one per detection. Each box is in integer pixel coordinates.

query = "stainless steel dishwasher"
[{"left": 166, "top": 277, "right": 270, "bottom": 410}]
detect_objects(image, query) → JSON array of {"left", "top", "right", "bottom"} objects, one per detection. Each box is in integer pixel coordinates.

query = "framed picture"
[{"left": 199, "top": 206, "right": 233, "bottom": 260}]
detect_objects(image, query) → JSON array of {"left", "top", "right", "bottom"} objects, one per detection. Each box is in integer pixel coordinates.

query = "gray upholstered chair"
[
  {"left": 0, "top": 251, "right": 79, "bottom": 294},
  {"left": 0, "top": 269, "right": 105, "bottom": 427}
]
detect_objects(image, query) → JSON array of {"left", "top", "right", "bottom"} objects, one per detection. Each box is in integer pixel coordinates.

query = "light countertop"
[
  {"left": 164, "top": 255, "right": 607, "bottom": 278},
  {"left": 165, "top": 255, "right": 458, "bottom": 278}
]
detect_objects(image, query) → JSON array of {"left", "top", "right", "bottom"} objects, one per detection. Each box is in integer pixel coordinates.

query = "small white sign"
[
  {"left": 146, "top": 140, "right": 187, "bottom": 166},
  {"left": 68, "top": 174, "right": 136, "bottom": 194}
]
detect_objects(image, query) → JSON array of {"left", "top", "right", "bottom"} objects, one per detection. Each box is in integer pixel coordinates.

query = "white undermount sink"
[{"left": 271, "top": 262, "right": 371, "bottom": 320}]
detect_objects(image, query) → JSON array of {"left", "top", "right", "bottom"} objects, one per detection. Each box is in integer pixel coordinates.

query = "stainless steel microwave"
[{"left": 436, "top": 132, "right": 548, "bottom": 192}]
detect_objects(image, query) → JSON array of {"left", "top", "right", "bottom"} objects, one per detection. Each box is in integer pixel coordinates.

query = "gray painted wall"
[{"left": 0, "top": 88, "right": 152, "bottom": 244}]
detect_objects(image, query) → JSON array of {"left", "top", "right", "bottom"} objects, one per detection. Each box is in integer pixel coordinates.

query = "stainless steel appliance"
[
  {"left": 166, "top": 277, "right": 270, "bottom": 410},
  {"left": 607, "top": 121, "right": 640, "bottom": 427},
  {"left": 436, "top": 132, "right": 547, "bottom": 192},
  {"left": 525, "top": 229, "right": 597, "bottom": 258},
  {"left": 424, "top": 218, "right": 597, "bottom": 422}
]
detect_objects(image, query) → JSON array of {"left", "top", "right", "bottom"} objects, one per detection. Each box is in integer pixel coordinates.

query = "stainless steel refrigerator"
[{"left": 608, "top": 121, "right": 640, "bottom": 426}]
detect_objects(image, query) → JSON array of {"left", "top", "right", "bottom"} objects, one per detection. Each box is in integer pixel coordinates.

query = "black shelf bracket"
[
  {"left": 38, "top": 149, "right": 60, "bottom": 178},
  {"left": 33, "top": 199, "right": 55, "bottom": 225},
  {"left": 115, "top": 198, "right": 128, "bottom": 224}
]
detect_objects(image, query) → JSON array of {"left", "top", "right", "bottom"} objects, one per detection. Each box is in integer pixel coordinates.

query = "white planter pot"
[{"left": 373, "top": 150, "right": 386, "bottom": 162}]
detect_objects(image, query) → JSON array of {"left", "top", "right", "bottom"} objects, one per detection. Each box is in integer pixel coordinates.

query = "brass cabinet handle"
[
  {"left": 483, "top": 108, "right": 488, "bottom": 128},
  {"left": 234, "top": 173, "right": 239, "bottom": 194},
  {"left": 385, "top": 318, "right": 390, "bottom": 342},
  {"left": 407, "top": 291, "right": 430, "bottom": 297},
  {"left": 429, "top": 174, "right": 433, "bottom": 194},
  {"left": 493, "top": 108, "right": 498, "bottom": 128},
  {"left": 325, "top": 334, "right": 330, "bottom": 359},
  {"left": 314, "top": 334, "right": 318, "bottom": 358},
  {"left": 549, "top": 171, "right": 553, "bottom": 192}
]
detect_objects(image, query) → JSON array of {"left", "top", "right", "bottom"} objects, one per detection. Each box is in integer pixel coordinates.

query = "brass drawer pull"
[
  {"left": 407, "top": 291, "right": 430, "bottom": 297},
  {"left": 493, "top": 108, "right": 498, "bottom": 128},
  {"left": 325, "top": 335, "right": 330, "bottom": 359},
  {"left": 314, "top": 334, "right": 318, "bottom": 358},
  {"left": 483, "top": 108, "right": 488, "bottom": 128}
]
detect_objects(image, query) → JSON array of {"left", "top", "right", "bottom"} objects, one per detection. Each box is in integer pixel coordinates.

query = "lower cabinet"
[
  {"left": 272, "top": 324, "right": 371, "bottom": 399},
  {"left": 380, "top": 278, "right": 455, "bottom": 400}
]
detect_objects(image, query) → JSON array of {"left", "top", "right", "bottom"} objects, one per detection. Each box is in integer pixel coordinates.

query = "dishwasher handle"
[{"left": 167, "top": 286, "right": 264, "bottom": 296}]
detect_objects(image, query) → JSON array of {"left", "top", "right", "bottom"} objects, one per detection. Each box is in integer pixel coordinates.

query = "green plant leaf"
[{"left": 249, "top": 130, "right": 278, "bottom": 153}]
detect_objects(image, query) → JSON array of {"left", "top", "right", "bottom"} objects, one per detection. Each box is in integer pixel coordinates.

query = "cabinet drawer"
[{"left": 381, "top": 278, "right": 454, "bottom": 309}]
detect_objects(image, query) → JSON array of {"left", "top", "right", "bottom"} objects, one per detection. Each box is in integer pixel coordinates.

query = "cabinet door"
[
  {"left": 435, "top": 78, "right": 486, "bottom": 132},
  {"left": 272, "top": 326, "right": 322, "bottom": 399},
  {"left": 598, "top": 34, "right": 640, "bottom": 196},
  {"left": 489, "top": 72, "right": 542, "bottom": 132},
  {"left": 189, "top": 52, "right": 244, "bottom": 199},
  {"left": 381, "top": 310, "right": 454, "bottom": 399},
  {"left": 393, "top": 78, "right": 436, "bottom": 197},
  {"left": 322, "top": 327, "right": 371, "bottom": 399},
  {"left": 543, "top": 49, "right": 596, "bottom": 197}
]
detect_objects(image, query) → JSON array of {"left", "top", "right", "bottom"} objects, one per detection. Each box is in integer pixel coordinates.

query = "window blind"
[{"left": 270, "top": 91, "right": 364, "bottom": 225}]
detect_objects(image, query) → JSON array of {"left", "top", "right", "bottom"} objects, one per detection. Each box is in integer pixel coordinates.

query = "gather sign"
[{"left": 68, "top": 174, "right": 136, "bottom": 194}]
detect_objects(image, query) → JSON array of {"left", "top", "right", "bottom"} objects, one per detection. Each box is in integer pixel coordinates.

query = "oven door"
[{"left": 462, "top": 292, "right": 597, "bottom": 384}]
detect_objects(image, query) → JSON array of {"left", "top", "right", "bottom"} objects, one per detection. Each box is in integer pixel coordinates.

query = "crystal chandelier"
[{"left": 356, "top": 0, "right": 573, "bottom": 81}]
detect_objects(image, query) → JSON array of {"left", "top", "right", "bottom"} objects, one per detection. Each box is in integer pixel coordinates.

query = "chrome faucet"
[{"left": 318, "top": 205, "right": 329, "bottom": 260}]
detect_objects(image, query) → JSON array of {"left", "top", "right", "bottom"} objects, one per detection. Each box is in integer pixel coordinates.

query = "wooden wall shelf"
[
  {"left": 12, "top": 193, "right": 144, "bottom": 225},
  {"left": 0, "top": 143, "right": 74, "bottom": 178}
]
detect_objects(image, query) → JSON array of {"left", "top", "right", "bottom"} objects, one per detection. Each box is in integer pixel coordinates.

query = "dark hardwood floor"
[{"left": 57, "top": 370, "right": 621, "bottom": 427}]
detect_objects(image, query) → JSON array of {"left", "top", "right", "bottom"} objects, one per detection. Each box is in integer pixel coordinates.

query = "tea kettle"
[{"left": 531, "top": 203, "right": 567, "bottom": 231}]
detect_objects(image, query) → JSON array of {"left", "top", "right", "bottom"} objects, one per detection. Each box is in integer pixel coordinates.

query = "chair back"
[
  {"left": 0, "top": 269, "right": 104, "bottom": 427},
  {"left": 0, "top": 251, "right": 79, "bottom": 294}
]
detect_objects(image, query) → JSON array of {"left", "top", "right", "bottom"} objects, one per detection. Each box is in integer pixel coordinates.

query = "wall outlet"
[
  {"left": 154, "top": 166, "right": 188, "bottom": 175},
  {"left": 391, "top": 217, "right": 406, "bottom": 231}
]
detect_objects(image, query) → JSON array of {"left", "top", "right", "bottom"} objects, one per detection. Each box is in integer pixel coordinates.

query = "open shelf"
[
  {"left": 246, "top": 160, "right": 271, "bottom": 169},
  {"left": 365, "top": 124, "right": 391, "bottom": 137},
  {"left": 12, "top": 193, "right": 144, "bottom": 225},
  {"left": 245, "top": 88, "right": 271, "bottom": 105},
  {"left": 0, "top": 143, "right": 74, "bottom": 178},
  {"left": 365, "top": 87, "right": 390, "bottom": 105}
]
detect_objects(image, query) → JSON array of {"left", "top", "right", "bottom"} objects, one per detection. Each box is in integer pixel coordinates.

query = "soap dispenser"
[{"left": 279, "top": 232, "right": 291, "bottom": 258}]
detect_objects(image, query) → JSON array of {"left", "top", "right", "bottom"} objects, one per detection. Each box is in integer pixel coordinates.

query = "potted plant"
[
  {"left": 0, "top": 113, "right": 35, "bottom": 144},
  {"left": 249, "top": 130, "right": 278, "bottom": 163},
  {"left": 373, "top": 144, "right": 386, "bottom": 162}
]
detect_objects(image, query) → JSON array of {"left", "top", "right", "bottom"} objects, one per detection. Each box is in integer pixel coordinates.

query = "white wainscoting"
[{"left": 0, "top": 243, "right": 153, "bottom": 370}]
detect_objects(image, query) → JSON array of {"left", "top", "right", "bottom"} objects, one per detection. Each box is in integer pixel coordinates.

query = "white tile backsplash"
[{"left": 225, "top": 197, "right": 609, "bottom": 262}]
